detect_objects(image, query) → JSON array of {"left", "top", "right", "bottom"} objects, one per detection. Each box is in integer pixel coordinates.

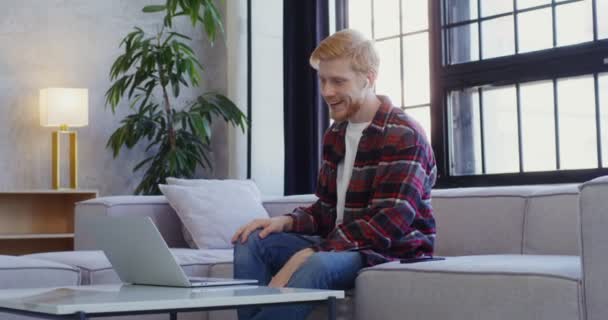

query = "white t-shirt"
[{"left": 336, "top": 121, "right": 371, "bottom": 224}]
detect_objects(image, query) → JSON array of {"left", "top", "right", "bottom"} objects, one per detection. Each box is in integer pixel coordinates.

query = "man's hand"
[
  {"left": 231, "top": 216, "right": 294, "bottom": 244},
  {"left": 268, "top": 248, "right": 315, "bottom": 288}
]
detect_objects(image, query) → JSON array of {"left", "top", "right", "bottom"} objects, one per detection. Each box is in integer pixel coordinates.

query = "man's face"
[{"left": 318, "top": 57, "right": 368, "bottom": 122}]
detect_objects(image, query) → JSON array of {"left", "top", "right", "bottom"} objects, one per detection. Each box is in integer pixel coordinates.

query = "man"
[{"left": 232, "top": 29, "right": 437, "bottom": 320}]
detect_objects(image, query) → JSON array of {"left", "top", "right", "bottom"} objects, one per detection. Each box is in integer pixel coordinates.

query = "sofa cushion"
[
  {"left": 523, "top": 184, "right": 580, "bottom": 255},
  {"left": 0, "top": 255, "right": 79, "bottom": 289},
  {"left": 431, "top": 186, "right": 531, "bottom": 256},
  {"left": 24, "top": 251, "right": 118, "bottom": 285},
  {"left": 355, "top": 255, "right": 582, "bottom": 320},
  {"left": 25, "top": 249, "right": 233, "bottom": 285}
]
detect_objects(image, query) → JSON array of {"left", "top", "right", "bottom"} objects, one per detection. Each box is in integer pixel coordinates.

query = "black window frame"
[{"left": 429, "top": 0, "right": 608, "bottom": 188}]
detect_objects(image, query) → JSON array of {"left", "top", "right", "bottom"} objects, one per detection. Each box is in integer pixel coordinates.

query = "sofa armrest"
[
  {"left": 74, "top": 196, "right": 188, "bottom": 250},
  {"left": 580, "top": 175, "right": 608, "bottom": 320}
]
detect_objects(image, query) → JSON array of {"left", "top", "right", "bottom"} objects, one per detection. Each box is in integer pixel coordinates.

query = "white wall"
[{"left": 251, "top": 0, "right": 285, "bottom": 196}]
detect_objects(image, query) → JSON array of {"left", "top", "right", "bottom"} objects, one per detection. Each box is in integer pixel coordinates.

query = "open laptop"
[{"left": 86, "top": 215, "right": 258, "bottom": 288}]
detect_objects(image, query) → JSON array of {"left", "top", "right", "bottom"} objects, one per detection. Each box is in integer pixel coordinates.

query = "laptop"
[{"left": 86, "top": 215, "right": 258, "bottom": 288}]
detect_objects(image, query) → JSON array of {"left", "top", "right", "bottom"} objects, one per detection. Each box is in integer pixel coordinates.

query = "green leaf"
[
  {"left": 163, "top": 14, "right": 173, "bottom": 28},
  {"left": 178, "top": 0, "right": 190, "bottom": 13},
  {"left": 168, "top": 151, "right": 177, "bottom": 172},
  {"left": 145, "top": 133, "right": 164, "bottom": 152},
  {"left": 175, "top": 41, "right": 196, "bottom": 57},
  {"left": 142, "top": 5, "right": 166, "bottom": 13},
  {"left": 188, "top": 0, "right": 199, "bottom": 26},
  {"left": 168, "top": 0, "right": 178, "bottom": 13},
  {"left": 133, "top": 156, "right": 154, "bottom": 172},
  {"left": 169, "top": 31, "right": 192, "bottom": 41},
  {"left": 189, "top": 113, "right": 208, "bottom": 142},
  {"left": 127, "top": 95, "right": 143, "bottom": 111},
  {"left": 205, "top": 0, "right": 224, "bottom": 33},
  {"left": 202, "top": 8, "right": 216, "bottom": 43},
  {"left": 171, "top": 75, "right": 180, "bottom": 97}
]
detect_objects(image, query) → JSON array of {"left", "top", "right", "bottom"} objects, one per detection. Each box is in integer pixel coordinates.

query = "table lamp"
[{"left": 40, "top": 88, "right": 88, "bottom": 189}]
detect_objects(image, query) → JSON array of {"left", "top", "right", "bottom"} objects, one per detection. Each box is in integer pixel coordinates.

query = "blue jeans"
[{"left": 233, "top": 229, "right": 364, "bottom": 320}]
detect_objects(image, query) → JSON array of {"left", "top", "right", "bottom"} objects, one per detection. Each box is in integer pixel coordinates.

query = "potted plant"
[{"left": 105, "top": 0, "right": 247, "bottom": 195}]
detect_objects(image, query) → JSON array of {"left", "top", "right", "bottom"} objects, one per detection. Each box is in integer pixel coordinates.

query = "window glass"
[
  {"left": 598, "top": 0, "right": 608, "bottom": 39},
  {"left": 480, "top": 0, "right": 513, "bottom": 17},
  {"left": 402, "top": 0, "right": 428, "bottom": 32},
  {"left": 599, "top": 73, "right": 608, "bottom": 168},
  {"left": 557, "top": 76, "right": 597, "bottom": 169},
  {"left": 481, "top": 16, "right": 515, "bottom": 59},
  {"left": 447, "top": 23, "right": 479, "bottom": 64},
  {"left": 373, "top": 0, "right": 400, "bottom": 38},
  {"left": 448, "top": 89, "right": 483, "bottom": 175},
  {"left": 556, "top": 0, "right": 593, "bottom": 47},
  {"left": 405, "top": 106, "right": 432, "bottom": 141},
  {"left": 445, "top": 0, "right": 478, "bottom": 24},
  {"left": 517, "top": 0, "right": 551, "bottom": 10},
  {"left": 403, "top": 32, "right": 430, "bottom": 106},
  {"left": 518, "top": 8, "right": 553, "bottom": 53},
  {"left": 348, "top": 0, "right": 372, "bottom": 39},
  {"left": 482, "top": 86, "right": 520, "bottom": 174},
  {"left": 520, "top": 81, "right": 557, "bottom": 171},
  {"left": 375, "top": 39, "right": 402, "bottom": 105}
]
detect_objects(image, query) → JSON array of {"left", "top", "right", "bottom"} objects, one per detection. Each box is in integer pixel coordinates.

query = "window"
[
  {"left": 448, "top": 74, "right": 604, "bottom": 176},
  {"left": 443, "top": 0, "right": 598, "bottom": 64},
  {"left": 348, "top": 0, "right": 432, "bottom": 140},
  {"left": 438, "top": 0, "right": 608, "bottom": 186},
  {"left": 347, "top": 0, "right": 608, "bottom": 186}
]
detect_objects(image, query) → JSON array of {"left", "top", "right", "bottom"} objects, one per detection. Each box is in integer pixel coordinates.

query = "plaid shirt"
[{"left": 287, "top": 96, "right": 437, "bottom": 266}]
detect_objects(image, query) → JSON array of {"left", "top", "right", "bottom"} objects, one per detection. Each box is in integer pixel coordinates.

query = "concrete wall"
[{"left": 0, "top": 0, "right": 228, "bottom": 195}]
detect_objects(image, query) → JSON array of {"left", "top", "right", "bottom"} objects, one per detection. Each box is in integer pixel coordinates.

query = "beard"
[{"left": 328, "top": 97, "right": 362, "bottom": 122}]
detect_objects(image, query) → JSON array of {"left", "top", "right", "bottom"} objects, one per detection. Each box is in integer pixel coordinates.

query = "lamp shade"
[{"left": 40, "top": 88, "right": 88, "bottom": 127}]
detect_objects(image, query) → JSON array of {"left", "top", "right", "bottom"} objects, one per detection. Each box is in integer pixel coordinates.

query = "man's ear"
[{"left": 366, "top": 72, "right": 378, "bottom": 89}]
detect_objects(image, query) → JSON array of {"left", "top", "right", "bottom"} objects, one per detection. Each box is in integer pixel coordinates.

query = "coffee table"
[{"left": 0, "top": 284, "right": 344, "bottom": 320}]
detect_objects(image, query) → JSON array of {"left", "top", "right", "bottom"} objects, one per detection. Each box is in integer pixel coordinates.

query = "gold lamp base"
[{"left": 51, "top": 129, "right": 78, "bottom": 189}]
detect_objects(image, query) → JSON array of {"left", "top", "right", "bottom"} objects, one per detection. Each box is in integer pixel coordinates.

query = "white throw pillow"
[
  {"left": 165, "top": 178, "right": 264, "bottom": 248},
  {"left": 166, "top": 177, "right": 262, "bottom": 202},
  {"left": 159, "top": 182, "right": 269, "bottom": 249}
]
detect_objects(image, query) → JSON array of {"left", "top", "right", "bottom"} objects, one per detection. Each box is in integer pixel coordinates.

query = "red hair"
[{"left": 310, "top": 29, "right": 379, "bottom": 75}]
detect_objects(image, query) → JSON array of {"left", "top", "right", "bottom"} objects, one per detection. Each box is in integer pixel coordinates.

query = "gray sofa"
[{"left": 1, "top": 175, "right": 607, "bottom": 320}]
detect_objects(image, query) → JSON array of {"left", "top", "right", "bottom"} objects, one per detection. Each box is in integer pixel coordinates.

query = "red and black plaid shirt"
[{"left": 287, "top": 96, "right": 437, "bottom": 266}]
